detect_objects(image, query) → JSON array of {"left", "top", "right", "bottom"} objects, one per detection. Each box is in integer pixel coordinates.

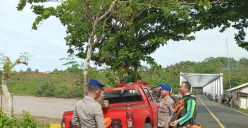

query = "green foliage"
[
  {"left": 4, "top": 56, "right": 248, "bottom": 97},
  {"left": 60, "top": 54, "right": 83, "bottom": 74},
  {"left": 234, "top": 108, "right": 248, "bottom": 114},
  {"left": 140, "top": 57, "right": 248, "bottom": 92},
  {"left": 85, "top": 2, "right": 201, "bottom": 82},
  {"left": 34, "top": 69, "right": 39, "bottom": 73},
  {"left": 0, "top": 111, "right": 47, "bottom": 128},
  {"left": 52, "top": 68, "right": 59, "bottom": 74},
  {"left": 35, "top": 80, "right": 84, "bottom": 98},
  {"left": 26, "top": 68, "right": 32, "bottom": 73},
  {"left": 17, "top": 0, "right": 213, "bottom": 84},
  {"left": 239, "top": 57, "right": 248, "bottom": 67},
  {"left": 19, "top": 52, "right": 33, "bottom": 64},
  {"left": 70, "top": 85, "right": 84, "bottom": 98},
  {"left": 54, "top": 85, "right": 69, "bottom": 98},
  {"left": 16, "top": 0, "right": 248, "bottom": 87},
  {"left": 193, "top": 0, "right": 248, "bottom": 50},
  {"left": 0, "top": 54, "right": 4, "bottom": 65},
  {"left": 104, "top": 69, "right": 119, "bottom": 86},
  {"left": 0, "top": 53, "right": 31, "bottom": 80},
  {"left": 6, "top": 69, "right": 106, "bottom": 98},
  {"left": 35, "top": 81, "right": 56, "bottom": 97}
]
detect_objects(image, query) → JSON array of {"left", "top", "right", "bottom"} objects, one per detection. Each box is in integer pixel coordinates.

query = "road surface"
[
  {"left": 1, "top": 95, "right": 77, "bottom": 119},
  {"left": 196, "top": 95, "right": 248, "bottom": 128}
]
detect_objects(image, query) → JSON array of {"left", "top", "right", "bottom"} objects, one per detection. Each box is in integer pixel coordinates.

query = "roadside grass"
[
  {"left": 8, "top": 73, "right": 80, "bottom": 96},
  {"left": 1, "top": 72, "right": 109, "bottom": 98},
  {"left": 233, "top": 107, "right": 248, "bottom": 115}
]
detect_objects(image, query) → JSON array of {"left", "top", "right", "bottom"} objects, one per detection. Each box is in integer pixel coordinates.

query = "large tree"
[
  {"left": 94, "top": 0, "right": 248, "bottom": 83},
  {"left": 0, "top": 53, "right": 30, "bottom": 117},
  {"left": 17, "top": 0, "right": 211, "bottom": 92},
  {"left": 90, "top": 4, "right": 200, "bottom": 83},
  {"left": 18, "top": 0, "right": 248, "bottom": 93}
]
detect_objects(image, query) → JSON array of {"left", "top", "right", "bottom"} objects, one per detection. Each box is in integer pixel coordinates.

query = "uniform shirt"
[
  {"left": 158, "top": 95, "right": 175, "bottom": 127},
  {"left": 71, "top": 96, "right": 105, "bottom": 128}
]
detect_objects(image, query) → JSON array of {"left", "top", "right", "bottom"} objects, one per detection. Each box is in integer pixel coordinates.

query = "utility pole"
[{"left": 226, "top": 37, "right": 231, "bottom": 89}]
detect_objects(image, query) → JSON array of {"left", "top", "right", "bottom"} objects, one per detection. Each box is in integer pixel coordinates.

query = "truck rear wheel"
[{"left": 144, "top": 123, "right": 152, "bottom": 128}]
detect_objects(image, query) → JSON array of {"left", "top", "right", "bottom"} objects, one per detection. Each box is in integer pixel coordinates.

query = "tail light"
[
  {"left": 61, "top": 117, "right": 66, "bottom": 128},
  {"left": 126, "top": 111, "right": 135, "bottom": 128}
]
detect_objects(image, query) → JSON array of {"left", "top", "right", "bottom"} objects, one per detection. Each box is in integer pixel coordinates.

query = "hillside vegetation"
[{"left": 0, "top": 57, "right": 247, "bottom": 98}]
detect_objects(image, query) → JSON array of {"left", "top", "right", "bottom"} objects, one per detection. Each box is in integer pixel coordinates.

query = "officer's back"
[{"left": 72, "top": 79, "right": 105, "bottom": 128}]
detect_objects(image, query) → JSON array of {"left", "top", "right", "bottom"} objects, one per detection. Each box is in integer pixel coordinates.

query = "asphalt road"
[{"left": 196, "top": 95, "right": 248, "bottom": 128}]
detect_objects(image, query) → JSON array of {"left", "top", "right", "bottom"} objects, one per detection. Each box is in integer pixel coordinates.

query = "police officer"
[
  {"left": 72, "top": 79, "right": 105, "bottom": 128},
  {"left": 158, "top": 84, "right": 175, "bottom": 128}
]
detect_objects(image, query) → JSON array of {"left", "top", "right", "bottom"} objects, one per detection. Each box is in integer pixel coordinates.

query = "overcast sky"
[{"left": 1, "top": 0, "right": 248, "bottom": 72}]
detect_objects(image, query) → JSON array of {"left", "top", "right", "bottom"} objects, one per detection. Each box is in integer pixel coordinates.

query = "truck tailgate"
[{"left": 103, "top": 107, "right": 127, "bottom": 127}]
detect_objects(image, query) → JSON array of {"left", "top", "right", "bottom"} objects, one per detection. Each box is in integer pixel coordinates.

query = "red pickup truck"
[{"left": 61, "top": 82, "right": 159, "bottom": 128}]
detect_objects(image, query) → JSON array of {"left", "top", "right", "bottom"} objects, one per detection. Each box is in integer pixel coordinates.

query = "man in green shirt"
[{"left": 170, "top": 81, "right": 197, "bottom": 128}]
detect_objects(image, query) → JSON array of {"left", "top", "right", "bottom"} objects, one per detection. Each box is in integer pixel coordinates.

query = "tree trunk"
[
  {"left": 83, "top": 26, "right": 96, "bottom": 95},
  {"left": 83, "top": 0, "right": 118, "bottom": 95},
  {"left": 1, "top": 74, "right": 13, "bottom": 117}
]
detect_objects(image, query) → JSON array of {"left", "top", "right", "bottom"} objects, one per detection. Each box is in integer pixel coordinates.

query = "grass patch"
[
  {"left": 233, "top": 107, "right": 248, "bottom": 115},
  {"left": 7, "top": 73, "right": 81, "bottom": 96},
  {"left": 1, "top": 72, "right": 109, "bottom": 98}
]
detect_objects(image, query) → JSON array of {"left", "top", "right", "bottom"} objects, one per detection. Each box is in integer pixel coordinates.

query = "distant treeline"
[{"left": 0, "top": 57, "right": 247, "bottom": 98}]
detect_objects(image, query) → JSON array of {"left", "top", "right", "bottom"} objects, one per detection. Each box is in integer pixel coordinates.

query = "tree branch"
[
  {"left": 80, "top": 0, "right": 93, "bottom": 23},
  {"left": 10, "top": 59, "right": 28, "bottom": 70},
  {"left": 98, "top": 0, "right": 118, "bottom": 22}
]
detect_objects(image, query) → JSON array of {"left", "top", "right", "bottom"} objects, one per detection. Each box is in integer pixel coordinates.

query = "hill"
[{"left": 0, "top": 57, "right": 247, "bottom": 98}]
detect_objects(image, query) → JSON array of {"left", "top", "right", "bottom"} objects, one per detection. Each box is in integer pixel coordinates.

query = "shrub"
[
  {"left": 70, "top": 85, "right": 84, "bottom": 98},
  {"left": 54, "top": 85, "right": 69, "bottom": 98},
  {"left": 35, "top": 81, "right": 55, "bottom": 97},
  {"left": 54, "top": 85, "right": 84, "bottom": 98},
  {"left": 0, "top": 111, "right": 47, "bottom": 128},
  {"left": 35, "top": 81, "right": 84, "bottom": 98}
]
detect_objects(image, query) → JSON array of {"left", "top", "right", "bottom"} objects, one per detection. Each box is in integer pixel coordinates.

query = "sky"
[{"left": 1, "top": 0, "right": 248, "bottom": 72}]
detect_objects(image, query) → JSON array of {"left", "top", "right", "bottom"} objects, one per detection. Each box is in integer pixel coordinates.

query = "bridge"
[
  {"left": 180, "top": 72, "right": 248, "bottom": 128},
  {"left": 180, "top": 72, "right": 223, "bottom": 101}
]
